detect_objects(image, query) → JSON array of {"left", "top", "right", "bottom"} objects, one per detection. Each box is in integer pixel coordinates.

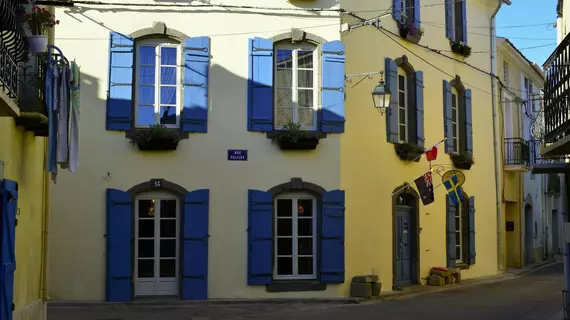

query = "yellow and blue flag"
[{"left": 443, "top": 174, "right": 464, "bottom": 205}]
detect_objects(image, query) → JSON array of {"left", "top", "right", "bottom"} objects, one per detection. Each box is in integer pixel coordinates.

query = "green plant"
[
  {"left": 274, "top": 121, "right": 309, "bottom": 143},
  {"left": 21, "top": 5, "right": 59, "bottom": 35},
  {"left": 126, "top": 124, "right": 184, "bottom": 146},
  {"left": 394, "top": 141, "right": 424, "bottom": 154},
  {"left": 450, "top": 151, "right": 475, "bottom": 166},
  {"left": 450, "top": 41, "right": 472, "bottom": 58}
]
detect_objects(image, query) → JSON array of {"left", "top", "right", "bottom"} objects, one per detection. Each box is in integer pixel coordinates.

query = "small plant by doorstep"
[
  {"left": 394, "top": 142, "right": 424, "bottom": 162},
  {"left": 450, "top": 151, "right": 475, "bottom": 170},
  {"left": 126, "top": 124, "right": 185, "bottom": 151},
  {"left": 273, "top": 121, "right": 320, "bottom": 150},
  {"left": 450, "top": 41, "right": 472, "bottom": 58}
]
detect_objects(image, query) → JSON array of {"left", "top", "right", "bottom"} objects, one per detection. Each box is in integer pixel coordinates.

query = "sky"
[{"left": 496, "top": 0, "right": 558, "bottom": 66}]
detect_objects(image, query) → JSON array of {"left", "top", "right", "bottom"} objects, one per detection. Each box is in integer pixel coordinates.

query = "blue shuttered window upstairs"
[
  {"left": 445, "top": 0, "right": 467, "bottom": 44},
  {"left": 247, "top": 189, "right": 345, "bottom": 285},
  {"left": 0, "top": 180, "right": 17, "bottom": 320},
  {"left": 106, "top": 32, "right": 210, "bottom": 133},
  {"left": 247, "top": 37, "right": 346, "bottom": 134},
  {"left": 392, "top": 0, "right": 422, "bottom": 30}
]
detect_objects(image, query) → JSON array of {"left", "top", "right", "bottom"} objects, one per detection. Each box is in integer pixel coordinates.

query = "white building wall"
[{"left": 49, "top": 0, "right": 342, "bottom": 301}]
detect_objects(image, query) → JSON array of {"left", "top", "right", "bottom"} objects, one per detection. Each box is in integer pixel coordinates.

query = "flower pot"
[
  {"left": 398, "top": 27, "right": 410, "bottom": 38},
  {"left": 277, "top": 137, "right": 319, "bottom": 150},
  {"left": 451, "top": 159, "right": 472, "bottom": 170},
  {"left": 27, "top": 35, "right": 48, "bottom": 53},
  {"left": 136, "top": 138, "right": 179, "bottom": 151}
]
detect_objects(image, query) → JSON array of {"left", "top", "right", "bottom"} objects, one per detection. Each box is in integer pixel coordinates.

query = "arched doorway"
[
  {"left": 524, "top": 204, "right": 534, "bottom": 265},
  {"left": 134, "top": 190, "right": 180, "bottom": 296},
  {"left": 392, "top": 187, "right": 420, "bottom": 289}
]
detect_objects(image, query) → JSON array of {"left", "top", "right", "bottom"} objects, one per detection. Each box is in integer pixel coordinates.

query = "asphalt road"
[{"left": 48, "top": 263, "right": 565, "bottom": 320}]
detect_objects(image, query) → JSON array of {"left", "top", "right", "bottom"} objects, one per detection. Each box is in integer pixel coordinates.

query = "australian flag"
[{"left": 414, "top": 171, "right": 435, "bottom": 205}]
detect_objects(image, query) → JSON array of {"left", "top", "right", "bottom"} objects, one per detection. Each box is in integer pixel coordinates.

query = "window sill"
[
  {"left": 266, "top": 131, "right": 326, "bottom": 151},
  {"left": 449, "top": 41, "right": 472, "bottom": 58},
  {"left": 265, "top": 281, "right": 326, "bottom": 293},
  {"left": 456, "top": 263, "right": 471, "bottom": 270},
  {"left": 397, "top": 24, "right": 423, "bottom": 44},
  {"left": 124, "top": 129, "right": 189, "bottom": 152}
]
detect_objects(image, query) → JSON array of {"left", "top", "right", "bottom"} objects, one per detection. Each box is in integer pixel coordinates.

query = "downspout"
[{"left": 491, "top": 0, "right": 504, "bottom": 273}]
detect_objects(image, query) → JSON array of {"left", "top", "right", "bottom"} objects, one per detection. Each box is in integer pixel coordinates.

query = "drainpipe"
[{"left": 491, "top": 0, "right": 504, "bottom": 273}]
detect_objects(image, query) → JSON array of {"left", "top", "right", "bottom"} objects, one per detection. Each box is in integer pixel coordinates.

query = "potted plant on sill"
[
  {"left": 394, "top": 141, "right": 424, "bottom": 162},
  {"left": 20, "top": 5, "right": 60, "bottom": 53},
  {"left": 450, "top": 41, "right": 472, "bottom": 58},
  {"left": 273, "top": 121, "right": 320, "bottom": 150},
  {"left": 126, "top": 124, "right": 184, "bottom": 151},
  {"left": 398, "top": 22, "right": 423, "bottom": 43},
  {"left": 450, "top": 151, "right": 475, "bottom": 170}
]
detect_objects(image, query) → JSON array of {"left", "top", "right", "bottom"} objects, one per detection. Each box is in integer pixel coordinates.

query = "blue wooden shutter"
[
  {"left": 105, "top": 189, "right": 133, "bottom": 302},
  {"left": 247, "top": 37, "right": 274, "bottom": 132},
  {"left": 461, "top": 0, "right": 468, "bottom": 44},
  {"left": 385, "top": 57, "right": 399, "bottom": 143},
  {"left": 321, "top": 190, "right": 345, "bottom": 284},
  {"left": 182, "top": 37, "right": 210, "bottom": 133},
  {"left": 446, "top": 196, "right": 457, "bottom": 268},
  {"left": 468, "top": 196, "right": 476, "bottom": 265},
  {"left": 445, "top": 0, "right": 453, "bottom": 39},
  {"left": 0, "top": 180, "right": 17, "bottom": 320},
  {"left": 247, "top": 190, "right": 273, "bottom": 285},
  {"left": 106, "top": 32, "right": 134, "bottom": 131},
  {"left": 414, "top": 0, "right": 421, "bottom": 30},
  {"left": 465, "top": 89, "right": 473, "bottom": 155},
  {"left": 321, "top": 41, "right": 346, "bottom": 133},
  {"left": 182, "top": 189, "right": 209, "bottom": 300},
  {"left": 443, "top": 80, "right": 454, "bottom": 153},
  {"left": 415, "top": 71, "right": 425, "bottom": 149},
  {"left": 392, "top": 0, "right": 402, "bottom": 22}
]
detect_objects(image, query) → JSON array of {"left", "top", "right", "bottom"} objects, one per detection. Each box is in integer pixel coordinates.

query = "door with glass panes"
[{"left": 135, "top": 193, "right": 179, "bottom": 296}]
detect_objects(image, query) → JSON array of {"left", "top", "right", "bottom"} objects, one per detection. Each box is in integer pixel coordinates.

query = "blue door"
[
  {"left": 0, "top": 180, "right": 17, "bottom": 320},
  {"left": 395, "top": 206, "right": 413, "bottom": 287}
]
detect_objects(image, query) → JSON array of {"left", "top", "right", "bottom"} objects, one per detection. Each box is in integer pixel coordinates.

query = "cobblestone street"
[{"left": 48, "top": 263, "right": 565, "bottom": 320}]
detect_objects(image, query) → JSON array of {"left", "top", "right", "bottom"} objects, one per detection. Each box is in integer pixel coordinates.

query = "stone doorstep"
[
  {"left": 48, "top": 297, "right": 361, "bottom": 308},
  {"left": 506, "top": 259, "right": 560, "bottom": 276}
]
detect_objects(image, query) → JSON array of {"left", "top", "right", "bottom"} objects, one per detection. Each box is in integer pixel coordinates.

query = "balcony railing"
[
  {"left": 0, "top": 0, "right": 30, "bottom": 100},
  {"left": 544, "top": 31, "right": 570, "bottom": 144},
  {"left": 530, "top": 140, "right": 570, "bottom": 173},
  {"left": 504, "top": 138, "right": 530, "bottom": 167}
]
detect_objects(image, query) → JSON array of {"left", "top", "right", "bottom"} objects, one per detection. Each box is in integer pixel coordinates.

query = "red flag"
[{"left": 425, "top": 145, "right": 438, "bottom": 161}]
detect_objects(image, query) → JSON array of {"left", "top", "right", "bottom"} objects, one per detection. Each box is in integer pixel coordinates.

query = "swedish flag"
[{"left": 443, "top": 174, "right": 465, "bottom": 205}]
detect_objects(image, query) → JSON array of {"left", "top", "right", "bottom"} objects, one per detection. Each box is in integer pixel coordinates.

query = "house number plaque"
[{"left": 150, "top": 179, "right": 164, "bottom": 189}]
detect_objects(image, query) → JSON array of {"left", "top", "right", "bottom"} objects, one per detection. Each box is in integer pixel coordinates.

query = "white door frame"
[{"left": 134, "top": 191, "right": 180, "bottom": 297}]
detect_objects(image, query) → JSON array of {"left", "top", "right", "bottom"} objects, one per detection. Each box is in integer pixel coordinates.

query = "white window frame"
[
  {"left": 134, "top": 39, "right": 182, "bottom": 129},
  {"left": 274, "top": 43, "right": 319, "bottom": 131},
  {"left": 455, "top": 203, "right": 464, "bottom": 264},
  {"left": 451, "top": 86, "right": 460, "bottom": 152},
  {"left": 397, "top": 68, "right": 408, "bottom": 142},
  {"left": 134, "top": 192, "right": 179, "bottom": 296},
  {"left": 274, "top": 192, "right": 317, "bottom": 280}
]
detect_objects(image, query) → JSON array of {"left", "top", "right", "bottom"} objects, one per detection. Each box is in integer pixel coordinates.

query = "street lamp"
[{"left": 372, "top": 81, "right": 392, "bottom": 115}]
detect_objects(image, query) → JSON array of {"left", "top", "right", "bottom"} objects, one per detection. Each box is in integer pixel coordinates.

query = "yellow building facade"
[
  {"left": 495, "top": 38, "right": 546, "bottom": 269},
  {"left": 340, "top": 0, "right": 508, "bottom": 291}
]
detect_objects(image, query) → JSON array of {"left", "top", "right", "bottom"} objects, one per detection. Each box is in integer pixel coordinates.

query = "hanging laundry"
[
  {"left": 68, "top": 61, "right": 80, "bottom": 173},
  {"left": 58, "top": 64, "right": 70, "bottom": 168}
]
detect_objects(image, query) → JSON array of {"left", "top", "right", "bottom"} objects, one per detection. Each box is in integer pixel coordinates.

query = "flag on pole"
[
  {"left": 414, "top": 171, "right": 435, "bottom": 205},
  {"left": 443, "top": 174, "right": 465, "bottom": 205},
  {"left": 425, "top": 145, "right": 438, "bottom": 161}
]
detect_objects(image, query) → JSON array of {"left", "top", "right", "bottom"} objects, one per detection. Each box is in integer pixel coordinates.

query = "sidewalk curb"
[{"left": 48, "top": 297, "right": 361, "bottom": 308}]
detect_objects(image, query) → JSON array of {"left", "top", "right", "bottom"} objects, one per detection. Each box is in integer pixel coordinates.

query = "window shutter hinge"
[
  {"left": 15, "top": 219, "right": 17, "bottom": 227},
  {"left": 12, "top": 303, "right": 14, "bottom": 311}
]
